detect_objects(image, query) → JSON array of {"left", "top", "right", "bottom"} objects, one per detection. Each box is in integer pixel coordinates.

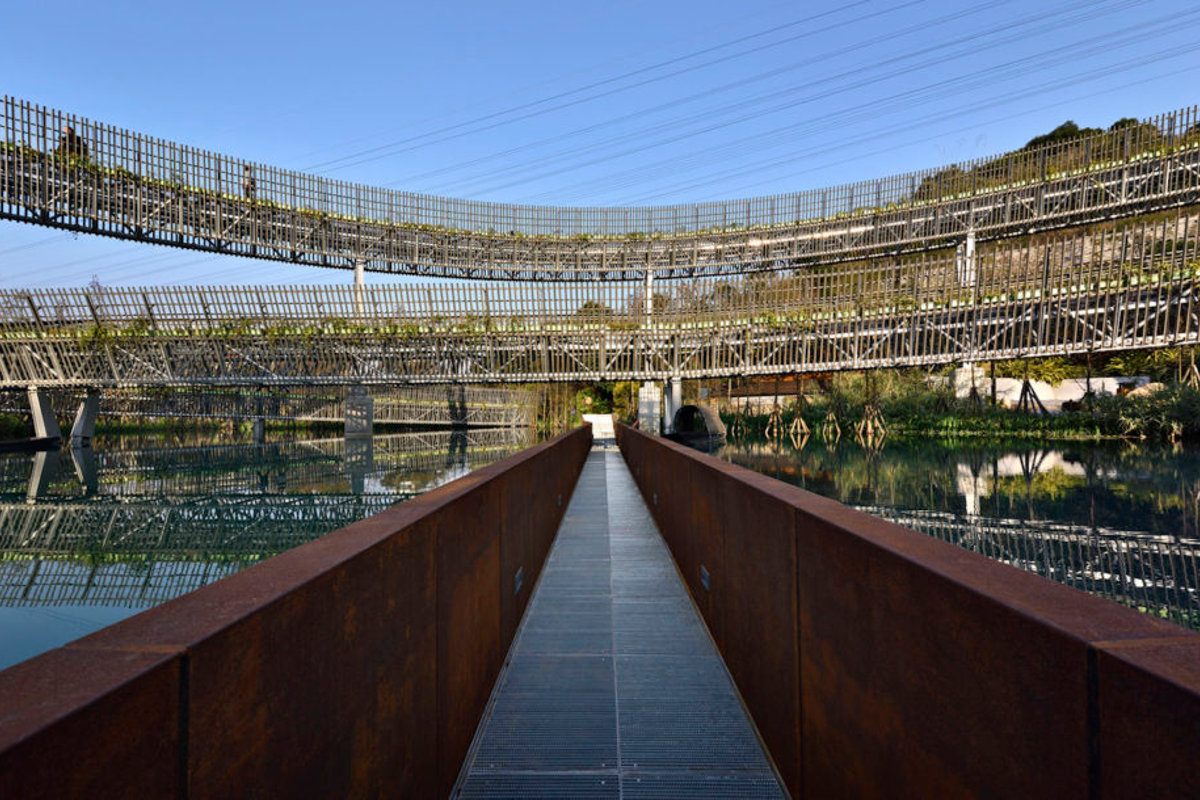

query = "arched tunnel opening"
[{"left": 670, "top": 404, "right": 726, "bottom": 441}]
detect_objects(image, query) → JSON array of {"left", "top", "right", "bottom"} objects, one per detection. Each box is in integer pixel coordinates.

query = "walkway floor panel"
[{"left": 456, "top": 450, "right": 786, "bottom": 799}]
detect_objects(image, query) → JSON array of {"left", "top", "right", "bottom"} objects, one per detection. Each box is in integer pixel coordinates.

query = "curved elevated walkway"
[
  {"left": 456, "top": 449, "right": 785, "bottom": 798},
  {"left": 3, "top": 97, "right": 1198, "bottom": 279}
]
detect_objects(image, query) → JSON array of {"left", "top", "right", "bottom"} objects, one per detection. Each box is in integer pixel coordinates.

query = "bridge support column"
[
  {"left": 344, "top": 436, "right": 374, "bottom": 495},
  {"left": 345, "top": 385, "right": 374, "bottom": 438},
  {"left": 69, "top": 389, "right": 100, "bottom": 446},
  {"left": 70, "top": 444, "right": 98, "bottom": 495},
  {"left": 354, "top": 259, "right": 366, "bottom": 319},
  {"left": 956, "top": 228, "right": 977, "bottom": 287},
  {"left": 26, "top": 449, "right": 60, "bottom": 502},
  {"left": 637, "top": 382, "right": 662, "bottom": 436},
  {"left": 27, "top": 387, "right": 61, "bottom": 441},
  {"left": 663, "top": 377, "right": 682, "bottom": 434},
  {"left": 953, "top": 364, "right": 986, "bottom": 400}
]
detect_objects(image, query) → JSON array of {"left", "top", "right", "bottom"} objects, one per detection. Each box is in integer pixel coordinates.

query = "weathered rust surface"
[
  {"left": 498, "top": 458, "right": 541, "bottom": 644},
  {"left": 712, "top": 461, "right": 801, "bottom": 795},
  {"left": 616, "top": 423, "right": 1200, "bottom": 800},
  {"left": 0, "top": 425, "right": 591, "bottom": 799},
  {"left": 1095, "top": 637, "right": 1200, "bottom": 799},
  {"left": 0, "top": 648, "right": 182, "bottom": 799},
  {"left": 797, "top": 514, "right": 1095, "bottom": 800},
  {"left": 435, "top": 478, "right": 504, "bottom": 797}
]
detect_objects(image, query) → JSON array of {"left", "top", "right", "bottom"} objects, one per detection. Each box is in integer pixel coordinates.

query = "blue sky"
[{"left": 2, "top": 0, "right": 1198, "bottom": 286}]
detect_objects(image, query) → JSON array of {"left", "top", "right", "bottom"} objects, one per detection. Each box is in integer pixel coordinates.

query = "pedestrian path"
[{"left": 455, "top": 449, "right": 787, "bottom": 799}]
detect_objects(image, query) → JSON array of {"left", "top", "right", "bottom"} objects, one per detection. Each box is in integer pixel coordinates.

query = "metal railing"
[
  {"left": 4, "top": 96, "right": 1200, "bottom": 278},
  {"left": 1, "top": 206, "right": 1198, "bottom": 384}
]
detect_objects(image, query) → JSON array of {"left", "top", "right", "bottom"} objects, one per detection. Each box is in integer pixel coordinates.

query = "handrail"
[
  {"left": 3, "top": 96, "right": 1199, "bottom": 278},
  {"left": 0, "top": 205, "right": 1196, "bottom": 331}
]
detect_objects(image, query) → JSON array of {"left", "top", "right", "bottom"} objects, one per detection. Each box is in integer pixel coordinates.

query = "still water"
[
  {"left": 718, "top": 437, "right": 1200, "bottom": 632},
  {"left": 0, "top": 428, "right": 533, "bottom": 671}
]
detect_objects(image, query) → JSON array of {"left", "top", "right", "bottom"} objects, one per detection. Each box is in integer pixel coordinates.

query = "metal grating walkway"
[{"left": 455, "top": 449, "right": 787, "bottom": 799}]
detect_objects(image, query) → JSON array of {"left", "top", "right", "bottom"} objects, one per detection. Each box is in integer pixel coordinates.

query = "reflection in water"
[
  {"left": 0, "top": 428, "right": 533, "bottom": 670},
  {"left": 719, "top": 439, "right": 1200, "bottom": 631}
]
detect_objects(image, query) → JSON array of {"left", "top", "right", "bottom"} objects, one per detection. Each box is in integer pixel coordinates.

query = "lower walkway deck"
[{"left": 455, "top": 449, "right": 786, "bottom": 799}]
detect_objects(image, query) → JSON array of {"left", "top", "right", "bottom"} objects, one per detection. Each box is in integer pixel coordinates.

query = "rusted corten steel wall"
[
  {"left": 0, "top": 425, "right": 592, "bottom": 799},
  {"left": 616, "top": 424, "right": 1200, "bottom": 800}
]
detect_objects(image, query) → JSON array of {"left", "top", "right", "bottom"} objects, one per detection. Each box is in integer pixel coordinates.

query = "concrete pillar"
[
  {"left": 446, "top": 384, "right": 467, "bottom": 427},
  {"left": 354, "top": 259, "right": 366, "bottom": 319},
  {"left": 70, "top": 444, "right": 98, "bottom": 495},
  {"left": 344, "top": 436, "right": 374, "bottom": 495},
  {"left": 953, "top": 364, "right": 986, "bottom": 399},
  {"left": 345, "top": 385, "right": 374, "bottom": 438},
  {"left": 663, "top": 377, "right": 683, "bottom": 434},
  {"left": 252, "top": 417, "right": 266, "bottom": 445},
  {"left": 70, "top": 389, "right": 100, "bottom": 446},
  {"left": 26, "top": 449, "right": 60, "bottom": 502},
  {"left": 27, "top": 387, "right": 61, "bottom": 441},
  {"left": 637, "top": 382, "right": 662, "bottom": 436},
  {"left": 956, "top": 227, "right": 977, "bottom": 288}
]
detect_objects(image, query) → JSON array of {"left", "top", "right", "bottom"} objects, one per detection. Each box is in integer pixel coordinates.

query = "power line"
[
  {"left": 397, "top": 0, "right": 1011, "bottom": 191},
  {"left": 282, "top": 0, "right": 799, "bottom": 166},
  {"left": 649, "top": 64, "right": 1200, "bottom": 205},
  {"left": 0, "top": 234, "right": 68, "bottom": 256},
  {"left": 305, "top": 1, "right": 917, "bottom": 173},
  {"left": 620, "top": 43, "right": 1200, "bottom": 204},
  {"left": 517, "top": 6, "right": 1189, "bottom": 203},
  {"left": 497, "top": 0, "right": 1162, "bottom": 202}
]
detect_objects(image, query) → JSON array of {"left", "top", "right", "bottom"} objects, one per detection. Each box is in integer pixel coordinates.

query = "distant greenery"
[
  {"left": 722, "top": 359, "right": 1200, "bottom": 442},
  {"left": 575, "top": 383, "right": 613, "bottom": 414},
  {"left": 0, "top": 413, "right": 30, "bottom": 439},
  {"left": 724, "top": 370, "right": 1102, "bottom": 441}
]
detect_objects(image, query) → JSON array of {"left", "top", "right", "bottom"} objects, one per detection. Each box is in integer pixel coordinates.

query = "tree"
[
  {"left": 576, "top": 300, "right": 614, "bottom": 317},
  {"left": 1022, "top": 121, "right": 1102, "bottom": 151}
]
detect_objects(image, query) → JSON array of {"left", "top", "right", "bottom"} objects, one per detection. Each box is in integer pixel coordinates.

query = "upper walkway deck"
[
  {"left": 4, "top": 97, "right": 1199, "bottom": 280},
  {"left": 5, "top": 204, "right": 1200, "bottom": 386}
]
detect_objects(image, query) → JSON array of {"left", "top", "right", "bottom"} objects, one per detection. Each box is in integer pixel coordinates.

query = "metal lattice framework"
[
  {"left": 4, "top": 97, "right": 1200, "bottom": 279},
  {"left": 3, "top": 207, "right": 1200, "bottom": 385},
  {"left": 0, "top": 385, "right": 533, "bottom": 427}
]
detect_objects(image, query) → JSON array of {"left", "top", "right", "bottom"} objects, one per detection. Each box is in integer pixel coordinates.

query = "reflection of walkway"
[
  {"left": 858, "top": 506, "right": 1200, "bottom": 630},
  {"left": 0, "top": 495, "right": 400, "bottom": 608},
  {"left": 1, "top": 428, "right": 532, "bottom": 499},
  {"left": 0, "top": 386, "right": 534, "bottom": 428},
  {"left": 457, "top": 451, "right": 785, "bottom": 798},
  {"left": 0, "top": 430, "right": 534, "bottom": 607}
]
